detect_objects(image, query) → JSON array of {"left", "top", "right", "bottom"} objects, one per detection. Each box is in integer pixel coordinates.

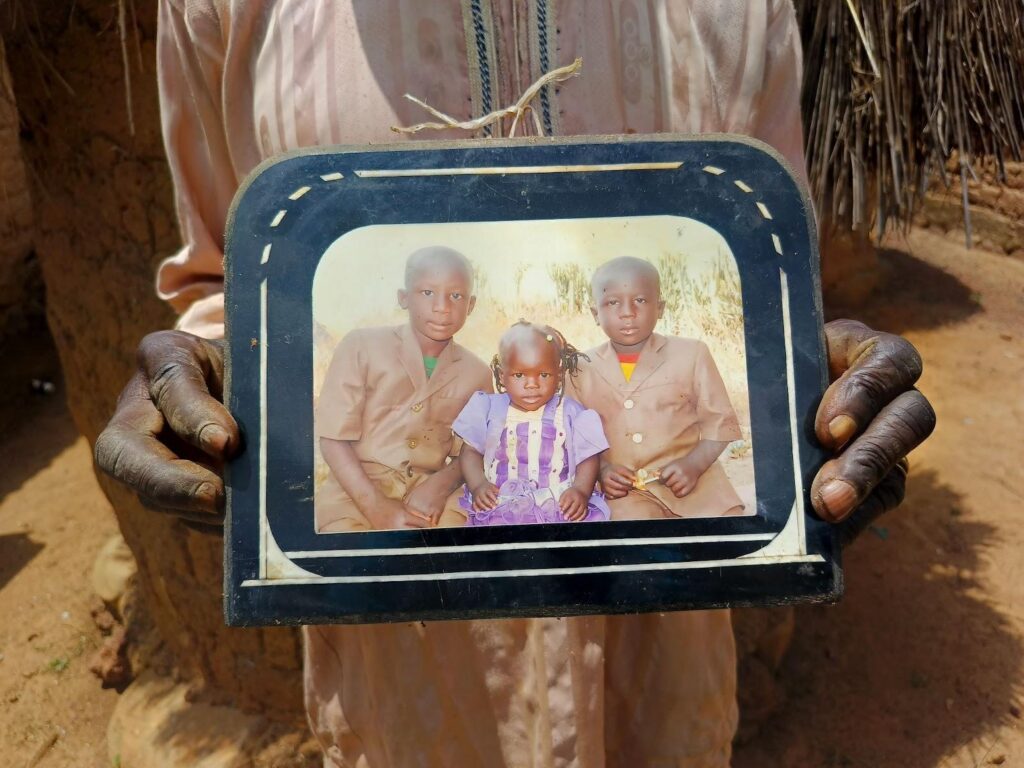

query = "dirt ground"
[{"left": 0, "top": 225, "right": 1021, "bottom": 767}]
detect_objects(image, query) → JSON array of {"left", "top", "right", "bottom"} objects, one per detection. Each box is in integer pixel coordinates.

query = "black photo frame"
[{"left": 223, "top": 134, "right": 840, "bottom": 626}]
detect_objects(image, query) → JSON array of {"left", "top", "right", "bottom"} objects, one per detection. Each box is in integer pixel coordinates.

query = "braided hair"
[{"left": 490, "top": 320, "right": 589, "bottom": 395}]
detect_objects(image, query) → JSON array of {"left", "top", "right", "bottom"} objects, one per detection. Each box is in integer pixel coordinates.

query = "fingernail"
[
  {"left": 199, "top": 424, "right": 231, "bottom": 454},
  {"left": 195, "top": 482, "right": 219, "bottom": 504},
  {"left": 828, "top": 415, "right": 858, "bottom": 448},
  {"left": 818, "top": 479, "right": 858, "bottom": 521}
]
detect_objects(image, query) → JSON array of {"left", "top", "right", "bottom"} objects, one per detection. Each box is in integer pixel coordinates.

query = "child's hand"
[
  {"left": 599, "top": 464, "right": 635, "bottom": 499},
  {"left": 660, "top": 458, "right": 702, "bottom": 498},
  {"left": 366, "top": 497, "right": 430, "bottom": 530},
  {"left": 471, "top": 482, "right": 500, "bottom": 511},
  {"left": 559, "top": 487, "right": 589, "bottom": 521},
  {"left": 405, "top": 475, "right": 451, "bottom": 526}
]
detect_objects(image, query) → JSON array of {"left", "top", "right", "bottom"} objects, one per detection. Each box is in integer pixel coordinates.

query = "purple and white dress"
[{"left": 452, "top": 391, "right": 611, "bottom": 526}]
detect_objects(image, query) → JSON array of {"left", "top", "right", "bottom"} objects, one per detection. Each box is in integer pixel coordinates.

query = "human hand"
[
  {"left": 471, "top": 481, "right": 500, "bottom": 511},
  {"left": 405, "top": 475, "right": 451, "bottom": 526},
  {"left": 659, "top": 458, "right": 702, "bottom": 498},
  {"left": 94, "top": 331, "right": 239, "bottom": 529},
  {"left": 559, "top": 487, "right": 589, "bottom": 521},
  {"left": 813, "top": 320, "right": 936, "bottom": 545},
  {"left": 364, "top": 496, "right": 431, "bottom": 530},
  {"left": 599, "top": 464, "right": 635, "bottom": 499}
]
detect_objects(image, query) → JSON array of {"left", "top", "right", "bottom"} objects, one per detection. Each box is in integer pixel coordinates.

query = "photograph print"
[{"left": 312, "top": 217, "right": 756, "bottom": 534}]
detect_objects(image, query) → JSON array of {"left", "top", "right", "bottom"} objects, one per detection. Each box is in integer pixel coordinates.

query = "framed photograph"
[{"left": 223, "top": 134, "right": 839, "bottom": 626}]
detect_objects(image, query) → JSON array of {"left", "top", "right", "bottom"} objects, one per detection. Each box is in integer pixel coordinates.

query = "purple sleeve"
[
  {"left": 452, "top": 391, "right": 492, "bottom": 454},
  {"left": 565, "top": 398, "right": 609, "bottom": 463}
]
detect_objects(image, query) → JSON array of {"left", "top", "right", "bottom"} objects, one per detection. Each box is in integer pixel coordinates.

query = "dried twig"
[
  {"left": 393, "top": 57, "right": 582, "bottom": 137},
  {"left": 117, "top": 0, "right": 134, "bottom": 135}
]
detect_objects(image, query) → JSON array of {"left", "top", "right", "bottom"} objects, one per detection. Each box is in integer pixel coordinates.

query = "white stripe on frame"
[
  {"left": 286, "top": 533, "right": 776, "bottom": 560},
  {"left": 353, "top": 162, "right": 683, "bottom": 178},
  {"left": 781, "top": 268, "right": 807, "bottom": 555},
  {"left": 259, "top": 279, "right": 269, "bottom": 578},
  {"left": 241, "top": 553, "right": 825, "bottom": 587}
]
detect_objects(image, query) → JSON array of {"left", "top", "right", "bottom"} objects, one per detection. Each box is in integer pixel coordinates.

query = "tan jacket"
[
  {"left": 568, "top": 334, "right": 744, "bottom": 518},
  {"left": 315, "top": 324, "right": 492, "bottom": 531}
]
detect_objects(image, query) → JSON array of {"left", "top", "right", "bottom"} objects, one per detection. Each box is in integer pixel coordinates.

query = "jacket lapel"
[
  {"left": 624, "top": 333, "right": 668, "bottom": 393},
  {"left": 418, "top": 338, "right": 462, "bottom": 400},
  {"left": 398, "top": 324, "right": 428, "bottom": 392},
  {"left": 590, "top": 342, "right": 627, "bottom": 391},
  {"left": 589, "top": 336, "right": 668, "bottom": 394}
]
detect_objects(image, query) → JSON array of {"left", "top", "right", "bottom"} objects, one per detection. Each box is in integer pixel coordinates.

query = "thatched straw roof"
[{"left": 796, "top": 0, "right": 1024, "bottom": 241}]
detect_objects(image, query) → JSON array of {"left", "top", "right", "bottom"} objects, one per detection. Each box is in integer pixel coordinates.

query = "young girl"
[{"left": 452, "top": 321, "right": 611, "bottom": 526}]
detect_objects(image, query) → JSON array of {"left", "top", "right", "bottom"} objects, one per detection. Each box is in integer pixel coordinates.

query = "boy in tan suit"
[
  {"left": 568, "top": 256, "right": 746, "bottom": 520},
  {"left": 315, "top": 246, "right": 492, "bottom": 532}
]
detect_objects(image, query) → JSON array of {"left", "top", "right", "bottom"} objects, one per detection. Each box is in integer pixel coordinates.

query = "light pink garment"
[{"left": 156, "top": 2, "right": 807, "bottom": 765}]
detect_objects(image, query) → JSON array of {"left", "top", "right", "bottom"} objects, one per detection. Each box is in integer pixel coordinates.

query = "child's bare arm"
[
  {"left": 660, "top": 439, "right": 729, "bottom": 498},
  {"left": 320, "top": 437, "right": 428, "bottom": 528},
  {"left": 572, "top": 454, "right": 600, "bottom": 496},
  {"left": 459, "top": 446, "right": 498, "bottom": 510}
]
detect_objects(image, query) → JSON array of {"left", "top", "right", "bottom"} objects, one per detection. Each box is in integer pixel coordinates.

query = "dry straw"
[{"left": 796, "top": 0, "right": 1024, "bottom": 244}]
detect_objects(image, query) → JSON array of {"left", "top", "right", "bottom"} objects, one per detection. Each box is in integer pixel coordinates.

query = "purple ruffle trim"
[{"left": 460, "top": 478, "right": 611, "bottom": 526}]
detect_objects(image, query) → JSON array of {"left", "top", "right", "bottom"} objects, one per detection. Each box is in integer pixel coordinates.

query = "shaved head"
[
  {"left": 590, "top": 256, "right": 661, "bottom": 301},
  {"left": 404, "top": 246, "right": 475, "bottom": 292}
]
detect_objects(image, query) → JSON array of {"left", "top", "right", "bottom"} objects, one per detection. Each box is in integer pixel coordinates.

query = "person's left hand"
[
  {"left": 660, "top": 457, "right": 702, "bottom": 498},
  {"left": 405, "top": 474, "right": 452, "bottom": 526},
  {"left": 812, "top": 319, "right": 936, "bottom": 545},
  {"left": 559, "top": 487, "right": 590, "bottom": 521}
]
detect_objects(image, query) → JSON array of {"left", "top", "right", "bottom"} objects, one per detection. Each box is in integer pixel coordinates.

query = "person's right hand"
[
  {"left": 599, "top": 464, "right": 635, "bottom": 499},
  {"left": 364, "top": 497, "right": 431, "bottom": 530},
  {"left": 94, "top": 331, "right": 240, "bottom": 528},
  {"left": 471, "top": 481, "right": 500, "bottom": 511}
]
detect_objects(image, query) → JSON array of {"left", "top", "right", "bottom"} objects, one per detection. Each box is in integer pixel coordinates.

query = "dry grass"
[{"left": 796, "top": 0, "right": 1024, "bottom": 244}]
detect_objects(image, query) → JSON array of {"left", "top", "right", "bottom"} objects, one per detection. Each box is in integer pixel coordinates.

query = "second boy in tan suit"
[{"left": 569, "top": 256, "right": 746, "bottom": 520}]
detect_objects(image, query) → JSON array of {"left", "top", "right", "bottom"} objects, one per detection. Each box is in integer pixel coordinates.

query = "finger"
[
  {"left": 817, "top": 321, "right": 924, "bottom": 451},
  {"left": 96, "top": 421, "right": 225, "bottom": 516},
  {"left": 401, "top": 513, "right": 430, "bottom": 529},
  {"left": 812, "top": 390, "right": 934, "bottom": 521},
  {"left": 405, "top": 505, "right": 432, "bottom": 521},
  {"left": 836, "top": 466, "right": 907, "bottom": 548},
  {"left": 609, "top": 473, "right": 633, "bottom": 489},
  {"left": 180, "top": 519, "right": 227, "bottom": 535},
  {"left": 138, "top": 331, "right": 240, "bottom": 460}
]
